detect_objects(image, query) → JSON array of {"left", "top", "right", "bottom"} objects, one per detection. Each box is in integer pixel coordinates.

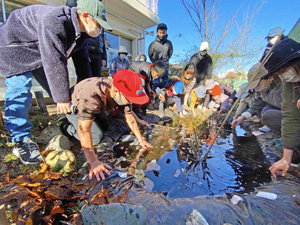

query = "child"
[
  {"left": 155, "top": 78, "right": 185, "bottom": 118},
  {"left": 208, "top": 85, "right": 230, "bottom": 114},
  {"left": 190, "top": 86, "right": 207, "bottom": 117}
]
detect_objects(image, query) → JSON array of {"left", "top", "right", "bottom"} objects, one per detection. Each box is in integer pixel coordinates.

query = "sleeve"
[
  {"left": 190, "top": 89, "right": 197, "bottom": 109},
  {"left": 220, "top": 98, "right": 229, "bottom": 111},
  {"left": 206, "top": 56, "right": 213, "bottom": 79},
  {"left": 173, "top": 95, "right": 183, "bottom": 112},
  {"left": 168, "top": 41, "right": 173, "bottom": 60},
  {"left": 148, "top": 42, "right": 154, "bottom": 63},
  {"left": 155, "top": 87, "right": 163, "bottom": 95},
  {"left": 185, "top": 78, "right": 196, "bottom": 95},
  {"left": 203, "top": 93, "right": 210, "bottom": 108},
  {"left": 242, "top": 93, "right": 266, "bottom": 118},
  {"left": 37, "top": 15, "right": 72, "bottom": 103},
  {"left": 72, "top": 40, "right": 92, "bottom": 83},
  {"left": 109, "top": 58, "right": 116, "bottom": 76},
  {"left": 101, "top": 32, "right": 107, "bottom": 60},
  {"left": 236, "top": 98, "right": 249, "bottom": 115}
]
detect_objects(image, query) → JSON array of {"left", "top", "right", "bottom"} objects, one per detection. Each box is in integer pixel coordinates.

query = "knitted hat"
[
  {"left": 194, "top": 86, "right": 207, "bottom": 99},
  {"left": 210, "top": 85, "right": 222, "bottom": 96}
]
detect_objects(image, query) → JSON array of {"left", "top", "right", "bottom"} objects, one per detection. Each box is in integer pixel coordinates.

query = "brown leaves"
[{"left": 89, "top": 187, "right": 129, "bottom": 205}]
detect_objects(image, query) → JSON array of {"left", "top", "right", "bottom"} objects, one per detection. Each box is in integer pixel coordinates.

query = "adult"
[
  {"left": 260, "top": 26, "right": 285, "bottom": 62},
  {"left": 109, "top": 46, "right": 130, "bottom": 76},
  {"left": 177, "top": 62, "right": 197, "bottom": 111},
  {"left": 231, "top": 63, "right": 283, "bottom": 137},
  {"left": 148, "top": 23, "right": 173, "bottom": 89},
  {"left": 129, "top": 60, "right": 166, "bottom": 95},
  {"left": 65, "top": 70, "right": 153, "bottom": 180},
  {"left": 189, "top": 42, "right": 213, "bottom": 86},
  {"left": 0, "top": 0, "right": 112, "bottom": 164},
  {"left": 66, "top": 0, "right": 108, "bottom": 79}
]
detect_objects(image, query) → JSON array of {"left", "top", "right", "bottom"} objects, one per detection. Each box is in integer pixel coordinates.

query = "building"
[{"left": 0, "top": 0, "right": 159, "bottom": 101}]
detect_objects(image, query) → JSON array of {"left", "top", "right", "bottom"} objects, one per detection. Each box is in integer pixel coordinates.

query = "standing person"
[
  {"left": 260, "top": 26, "right": 285, "bottom": 62},
  {"left": 0, "top": 0, "right": 112, "bottom": 164},
  {"left": 109, "top": 46, "right": 130, "bottom": 77},
  {"left": 177, "top": 62, "right": 197, "bottom": 111},
  {"left": 148, "top": 23, "right": 173, "bottom": 90},
  {"left": 66, "top": 0, "right": 108, "bottom": 78},
  {"left": 64, "top": 70, "right": 153, "bottom": 180},
  {"left": 189, "top": 42, "right": 213, "bottom": 86}
]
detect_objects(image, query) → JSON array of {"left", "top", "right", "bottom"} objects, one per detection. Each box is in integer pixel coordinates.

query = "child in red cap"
[
  {"left": 64, "top": 70, "right": 152, "bottom": 181},
  {"left": 208, "top": 85, "right": 230, "bottom": 114}
]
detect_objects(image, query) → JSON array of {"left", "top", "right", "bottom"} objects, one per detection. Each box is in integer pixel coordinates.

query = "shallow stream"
[{"left": 113, "top": 125, "right": 272, "bottom": 199}]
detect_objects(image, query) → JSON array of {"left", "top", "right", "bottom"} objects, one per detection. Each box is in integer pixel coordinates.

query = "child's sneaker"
[{"left": 12, "top": 138, "right": 42, "bottom": 165}]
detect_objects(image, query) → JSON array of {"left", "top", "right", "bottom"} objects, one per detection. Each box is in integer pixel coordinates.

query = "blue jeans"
[
  {"left": 4, "top": 72, "right": 33, "bottom": 143},
  {"left": 151, "top": 69, "right": 169, "bottom": 91}
]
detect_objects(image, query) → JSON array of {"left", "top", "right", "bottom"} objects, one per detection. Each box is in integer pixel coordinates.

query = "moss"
[{"left": 3, "top": 153, "right": 18, "bottom": 163}]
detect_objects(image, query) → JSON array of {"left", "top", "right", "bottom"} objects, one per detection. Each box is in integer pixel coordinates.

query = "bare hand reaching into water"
[
  {"left": 139, "top": 139, "right": 153, "bottom": 150},
  {"left": 231, "top": 116, "right": 245, "bottom": 129}
]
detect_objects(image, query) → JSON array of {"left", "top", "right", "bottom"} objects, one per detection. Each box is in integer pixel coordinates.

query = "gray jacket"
[
  {"left": 242, "top": 81, "right": 283, "bottom": 119},
  {"left": 129, "top": 61, "right": 152, "bottom": 82},
  {"left": 109, "top": 56, "right": 129, "bottom": 76}
]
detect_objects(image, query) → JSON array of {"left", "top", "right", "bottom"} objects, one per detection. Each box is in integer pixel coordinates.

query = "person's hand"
[
  {"left": 184, "top": 104, "right": 189, "bottom": 111},
  {"left": 57, "top": 102, "right": 71, "bottom": 114},
  {"left": 159, "top": 94, "right": 165, "bottom": 102},
  {"left": 297, "top": 99, "right": 300, "bottom": 109},
  {"left": 89, "top": 160, "right": 112, "bottom": 181},
  {"left": 139, "top": 139, "right": 153, "bottom": 150},
  {"left": 150, "top": 90, "right": 156, "bottom": 97},
  {"left": 228, "top": 99, "right": 234, "bottom": 104},
  {"left": 231, "top": 117, "right": 244, "bottom": 129},
  {"left": 269, "top": 158, "right": 290, "bottom": 178},
  {"left": 101, "top": 59, "right": 106, "bottom": 67}
]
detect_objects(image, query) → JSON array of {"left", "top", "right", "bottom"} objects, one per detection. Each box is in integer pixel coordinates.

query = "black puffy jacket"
[
  {"left": 189, "top": 52, "right": 213, "bottom": 84},
  {"left": 148, "top": 36, "right": 173, "bottom": 68},
  {"left": 87, "top": 30, "right": 107, "bottom": 60}
]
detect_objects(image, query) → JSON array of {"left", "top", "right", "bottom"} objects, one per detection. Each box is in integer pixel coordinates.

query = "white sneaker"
[{"left": 259, "top": 125, "right": 271, "bottom": 132}]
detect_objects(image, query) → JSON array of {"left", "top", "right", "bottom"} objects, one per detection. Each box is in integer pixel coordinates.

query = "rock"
[
  {"left": 186, "top": 209, "right": 209, "bottom": 225},
  {"left": 81, "top": 203, "right": 147, "bottom": 225},
  {"left": 37, "top": 126, "right": 63, "bottom": 144},
  {"left": 143, "top": 178, "right": 154, "bottom": 192},
  {"left": 134, "top": 169, "right": 145, "bottom": 183},
  {"left": 173, "top": 169, "right": 181, "bottom": 178},
  {"left": 45, "top": 150, "right": 76, "bottom": 172},
  {"left": 120, "top": 135, "right": 137, "bottom": 142},
  {"left": 45, "top": 135, "right": 72, "bottom": 151},
  {"left": 146, "top": 160, "right": 161, "bottom": 171}
]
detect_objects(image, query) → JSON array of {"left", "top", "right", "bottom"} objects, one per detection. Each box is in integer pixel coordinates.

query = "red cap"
[
  {"left": 210, "top": 85, "right": 222, "bottom": 96},
  {"left": 113, "top": 70, "right": 149, "bottom": 104}
]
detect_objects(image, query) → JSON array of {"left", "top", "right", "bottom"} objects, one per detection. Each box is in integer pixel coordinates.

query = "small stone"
[
  {"left": 45, "top": 135, "right": 71, "bottom": 151},
  {"left": 146, "top": 160, "right": 161, "bottom": 171},
  {"left": 186, "top": 209, "right": 209, "bottom": 225},
  {"left": 45, "top": 149, "right": 76, "bottom": 172},
  {"left": 173, "top": 169, "right": 181, "bottom": 178},
  {"left": 37, "top": 126, "right": 63, "bottom": 144},
  {"left": 134, "top": 169, "right": 145, "bottom": 183}
]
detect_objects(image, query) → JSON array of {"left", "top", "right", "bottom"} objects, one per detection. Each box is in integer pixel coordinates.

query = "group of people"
[{"left": 0, "top": 0, "right": 298, "bottom": 183}]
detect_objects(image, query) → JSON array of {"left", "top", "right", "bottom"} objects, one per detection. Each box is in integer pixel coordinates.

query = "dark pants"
[
  {"left": 32, "top": 67, "right": 52, "bottom": 98},
  {"left": 261, "top": 105, "right": 282, "bottom": 135},
  {"left": 90, "top": 58, "right": 102, "bottom": 77},
  {"left": 65, "top": 113, "right": 104, "bottom": 145}
]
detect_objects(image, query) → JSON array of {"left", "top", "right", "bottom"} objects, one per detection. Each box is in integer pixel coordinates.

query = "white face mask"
[
  {"left": 140, "top": 58, "right": 145, "bottom": 62},
  {"left": 269, "top": 36, "right": 280, "bottom": 46},
  {"left": 278, "top": 66, "right": 300, "bottom": 83},
  {"left": 86, "top": 24, "right": 102, "bottom": 37},
  {"left": 119, "top": 54, "right": 126, "bottom": 61}
]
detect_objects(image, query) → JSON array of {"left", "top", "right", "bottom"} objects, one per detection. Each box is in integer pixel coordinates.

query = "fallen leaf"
[
  {"left": 38, "top": 163, "right": 49, "bottom": 173},
  {"left": 31, "top": 173, "right": 46, "bottom": 183},
  {"left": 11, "top": 208, "right": 19, "bottom": 222},
  {"left": 45, "top": 172, "right": 62, "bottom": 180},
  {"left": 41, "top": 149, "right": 52, "bottom": 157},
  {"left": 25, "top": 218, "right": 33, "bottom": 225},
  {"left": 5, "top": 172, "right": 9, "bottom": 183},
  {"left": 25, "top": 188, "right": 43, "bottom": 199},
  {"left": 90, "top": 187, "right": 109, "bottom": 205},
  {"left": 13, "top": 176, "right": 31, "bottom": 185},
  {"left": 50, "top": 205, "right": 65, "bottom": 216}
]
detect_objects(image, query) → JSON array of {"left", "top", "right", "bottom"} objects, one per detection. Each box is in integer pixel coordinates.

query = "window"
[
  {"left": 0, "top": 0, "right": 29, "bottom": 23},
  {"left": 104, "top": 32, "right": 133, "bottom": 67}
]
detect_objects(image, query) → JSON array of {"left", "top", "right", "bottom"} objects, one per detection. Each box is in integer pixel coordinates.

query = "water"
[{"left": 113, "top": 125, "right": 272, "bottom": 198}]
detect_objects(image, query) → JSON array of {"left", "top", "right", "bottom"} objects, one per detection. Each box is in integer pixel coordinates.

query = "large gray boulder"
[{"left": 81, "top": 203, "right": 147, "bottom": 225}]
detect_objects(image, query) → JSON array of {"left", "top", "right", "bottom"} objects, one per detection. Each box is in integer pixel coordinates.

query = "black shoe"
[{"left": 12, "top": 138, "right": 42, "bottom": 165}]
